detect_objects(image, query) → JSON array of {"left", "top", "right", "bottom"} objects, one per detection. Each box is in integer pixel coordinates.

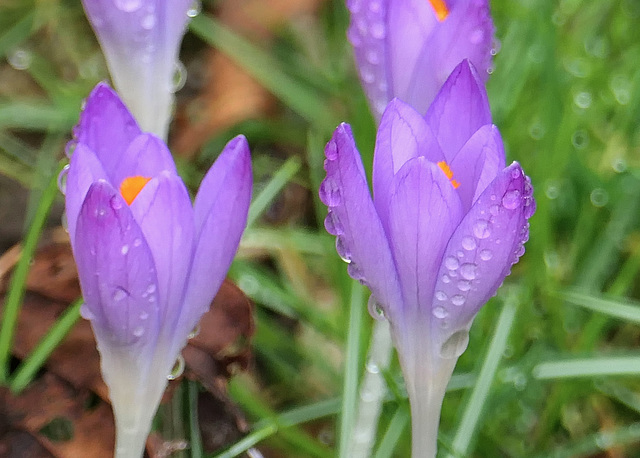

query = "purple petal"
[
  {"left": 74, "top": 180, "right": 160, "bottom": 351},
  {"left": 449, "top": 124, "right": 505, "bottom": 211},
  {"left": 65, "top": 143, "right": 109, "bottom": 246},
  {"left": 75, "top": 83, "right": 141, "bottom": 177},
  {"left": 128, "top": 172, "right": 195, "bottom": 332},
  {"left": 373, "top": 99, "right": 441, "bottom": 230},
  {"left": 109, "top": 133, "right": 178, "bottom": 188},
  {"left": 387, "top": 0, "right": 439, "bottom": 112},
  {"left": 178, "top": 136, "right": 252, "bottom": 351},
  {"left": 81, "top": 0, "right": 192, "bottom": 137},
  {"left": 347, "top": 0, "right": 392, "bottom": 119},
  {"left": 320, "top": 123, "right": 403, "bottom": 320},
  {"left": 402, "top": 0, "right": 494, "bottom": 115},
  {"left": 424, "top": 60, "right": 492, "bottom": 161},
  {"left": 387, "top": 157, "right": 463, "bottom": 321},
  {"left": 430, "top": 162, "right": 534, "bottom": 336}
]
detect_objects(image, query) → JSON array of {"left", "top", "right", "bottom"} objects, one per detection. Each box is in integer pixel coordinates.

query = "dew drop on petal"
[
  {"left": 110, "top": 195, "right": 123, "bottom": 210},
  {"left": 435, "top": 290, "right": 447, "bottom": 301},
  {"left": 462, "top": 236, "right": 477, "bottom": 251},
  {"left": 457, "top": 280, "right": 471, "bottom": 292},
  {"left": 80, "top": 304, "right": 94, "bottom": 320},
  {"left": 433, "top": 306, "right": 448, "bottom": 319},
  {"left": 511, "top": 168, "right": 522, "bottom": 179},
  {"left": 319, "top": 178, "right": 342, "bottom": 206},
  {"left": 451, "top": 294, "right": 466, "bottom": 306},
  {"left": 325, "top": 140, "right": 338, "bottom": 160},
  {"left": 171, "top": 61, "right": 187, "bottom": 93},
  {"left": 480, "top": 249, "right": 493, "bottom": 261},
  {"left": 367, "top": 295, "right": 386, "bottom": 321},
  {"left": 186, "top": 0, "right": 201, "bottom": 17},
  {"left": 502, "top": 190, "right": 521, "bottom": 210},
  {"left": 133, "top": 238, "right": 142, "bottom": 247},
  {"left": 440, "top": 330, "right": 470, "bottom": 359},
  {"left": 188, "top": 324, "right": 200, "bottom": 339},
  {"left": 489, "top": 204, "right": 500, "bottom": 216},
  {"left": 57, "top": 165, "right": 70, "bottom": 195},
  {"left": 120, "top": 245, "right": 129, "bottom": 255},
  {"left": 324, "top": 211, "right": 343, "bottom": 235},
  {"left": 167, "top": 355, "right": 185, "bottom": 380},
  {"left": 347, "top": 262, "right": 365, "bottom": 281},
  {"left": 133, "top": 326, "right": 144, "bottom": 337},
  {"left": 335, "top": 237, "right": 352, "bottom": 263},
  {"left": 146, "top": 284, "right": 156, "bottom": 294},
  {"left": 139, "top": 311, "right": 149, "bottom": 320},
  {"left": 442, "top": 274, "right": 451, "bottom": 284},
  {"left": 473, "top": 219, "right": 491, "bottom": 239},
  {"left": 444, "top": 256, "right": 459, "bottom": 270},
  {"left": 114, "top": 0, "right": 142, "bottom": 13},
  {"left": 112, "top": 287, "right": 128, "bottom": 302},
  {"left": 459, "top": 263, "right": 478, "bottom": 280}
]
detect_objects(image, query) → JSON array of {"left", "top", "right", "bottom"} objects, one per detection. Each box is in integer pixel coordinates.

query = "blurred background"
[{"left": 1, "top": 0, "right": 640, "bottom": 456}]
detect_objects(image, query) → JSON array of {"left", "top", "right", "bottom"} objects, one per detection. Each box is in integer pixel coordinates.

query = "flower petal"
[
  {"left": 179, "top": 135, "right": 252, "bottom": 351},
  {"left": 128, "top": 171, "right": 195, "bottom": 333},
  {"left": 81, "top": 0, "right": 192, "bottom": 137},
  {"left": 74, "top": 180, "right": 160, "bottom": 351},
  {"left": 320, "top": 123, "right": 403, "bottom": 320},
  {"left": 110, "top": 133, "right": 178, "bottom": 188},
  {"left": 373, "top": 99, "right": 441, "bottom": 230},
  {"left": 449, "top": 124, "right": 505, "bottom": 211},
  {"left": 387, "top": 157, "right": 463, "bottom": 321},
  {"left": 430, "top": 162, "right": 534, "bottom": 338},
  {"left": 424, "top": 60, "right": 492, "bottom": 161},
  {"left": 402, "top": 0, "right": 494, "bottom": 115},
  {"left": 347, "top": 0, "right": 392, "bottom": 119},
  {"left": 65, "top": 143, "right": 110, "bottom": 246}
]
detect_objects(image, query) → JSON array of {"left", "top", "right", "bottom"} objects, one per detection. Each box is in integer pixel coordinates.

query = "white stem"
[{"left": 349, "top": 320, "right": 394, "bottom": 458}]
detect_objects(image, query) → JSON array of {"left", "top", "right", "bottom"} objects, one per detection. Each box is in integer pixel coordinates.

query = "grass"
[{"left": 1, "top": 0, "right": 640, "bottom": 456}]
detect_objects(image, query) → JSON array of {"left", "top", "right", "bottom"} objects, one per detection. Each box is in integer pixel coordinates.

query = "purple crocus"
[
  {"left": 64, "top": 83, "right": 252, "bottom": 458},
  {"left": 347, "top": 0, "right": 495, "bottom": 119},
  {"left": 320, "top": 60, "right": 534, "bottom": 457},
  {"left": 81, "top": 0, "right": 194, "bottom": 139}
]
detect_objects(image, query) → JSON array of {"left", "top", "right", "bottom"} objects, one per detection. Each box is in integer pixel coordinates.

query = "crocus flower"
[
  {"left": 320, "top": 60, "right": 534, "bottom": 457},
  {"left": 347, "top": 0, "right": 495, "bottom": 119},
  {"left": 64, "top": 83, "right": 252, "bottom": 458},
  {"left": 81, "top": 0, "right": 194, "bottom": 139}
]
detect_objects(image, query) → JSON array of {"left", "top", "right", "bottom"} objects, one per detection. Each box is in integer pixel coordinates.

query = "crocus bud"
[
  {"left": 64, "top": 83, "right": 252, "bottom": 458},
  {"left": 320, "top": 61, "right": 534, "bottom": 457},
  {"left": 347, "top": 0, "right": 495, "bottom": 119},
  {"left": 81, "top": 0, "right": 194, "bottom": 139}
]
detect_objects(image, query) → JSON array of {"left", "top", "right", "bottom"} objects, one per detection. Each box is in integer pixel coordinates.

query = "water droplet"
[
  {"left": 167, "top": 355, "right": 185, "bottom": 380},
  {"left": 133, "top": 326, "right": 144, "bottom": 337},
  {"left": 511, "top": 168, "right": 521, "bottom": 179},
  {"left": 120, "top": 245, "right": 129, "bottom": 255},
  {"left": 367, "top": 295, "right": 386, "bottom": 321},
  {"left": 366, "top": 50, "right": 380, "bottom": 64},
  {"left": 319, "top": 178, "right": 342, "bottom": 206},
  {"left": 490, "top": 38, "right": 501, "bottom": 55},
  {"left": 611, "top": 157, "right": 627, "bottom": 173},
  {"left": 451, "top": 294, "right": 466, "bottom": 306},
  {"left": 188, "top": 324, "right": 200, "bottom": 339},
  {"left": 114, "top": 0, "right": 142, "bottom": 12},
  {"left": 8, "top": 48, "right": 32, "bottom": 70},
  {"left": 459, "top": 263, "right": 478, "bottom": 280},
  {"left": 366, "top": 360, "right": 379, "bottom": 373},
  {"left": 590, "top": 188, "right": 608, "bottom": 207},
  {"left": 347, "top": 262, "right": 365, "bottom": 281},
  {"left": 502, "top": 190, "right": 521, "bottom": 210},
  {"left": 571, "top": 130, "right": 589, "bottom": 149},
  {"left": 433, "top": 306, "right": 448, "bottom": 319},
  {"left": 442, "top": 274, "right": 451, "bottom": 284},
  {"left": 573, "top": 91, "right": 592, "bottom": 109},
  {"left": 325, "top": 140, "right": 338, "bottom": 160},
  {"left": 171, "top": 61, "right": 187, "bottom": 93},
  {"left": 112, "top": 287, "right": 128, "bottom": 302},
  {"left": 435, "top": 290, "right": 447, "bottom": 301},
  {"left": 141, "top": 13, "right": 155, "bottom": 29},
  {"left": 479, "top": 249, "right": 493, "bottom": 261},
  {"left": 109, "top": 195, "right": 122, "bottom": 211},
  {"left": 514, "top": 244, "right": 526, "bottom": 258},
  {"left": 462, "top": 236, "right": 477, "bottom": 251},
  {"left": 489, "top": 204, "right": 500, "bottom": 216},
  {"left": 139, "top": 311, "right": 149, "bottom": 320},
  {"left": 457, "top": 280, "right": 471, "bottom": 293},
  {"left": 65, "top": 141, "right": 77, "bottom": 158},
  {"left": 133, "top": 238, "right": 142, "bottom": 247},
  {"left": 80, "top": 304, "right": 94, "bottom": 320},
  {"left": 370, "top": 22, "right": 386, "bottom": 39},
  {"left": 473, "top": 220, "right": 490, "bottom": 239},
  {"left": 187, "top": 0, "right": 201, "bottom": 17},
  {"left": 57, "top": 165, "right": 70, "bottom": 194},
  {"left": 146, "top": 284, "right": 156, "bottom": 294},
  {"left": 335, "top": 237, "right": 352, "bottom": 263},
  {"left": 444, "top": 256, "right": 459, "bottom": 270},
  {"left": 440, "top": 330, "right": 470, "bottom": 359},
  {"left": 324, "top": 211, "right": 343, "bottom": 235}
]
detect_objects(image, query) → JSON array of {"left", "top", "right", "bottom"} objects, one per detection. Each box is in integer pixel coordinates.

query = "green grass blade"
[
  {"left": 9, "top": 298, "right": 82, "bottom": 393},
  {"left": 373, "top": 406, "right": 410, "bottom": 458},
  {"left": 558, "top": 289, "right": 640, "bottom": 325},
  {"left": 447, "top": 292, "right": 519, "bottom": 457},
  {"left": 533, "top": 355, "right": 640, "bottom": 379},
  {"left": 0, "top": 161, "right": 62, "bottom": 384}
]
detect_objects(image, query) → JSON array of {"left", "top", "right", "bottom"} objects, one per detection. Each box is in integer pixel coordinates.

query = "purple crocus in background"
[
  {"left": 81, "top": 0, "right": 194, "bottom": 139},
  {"left": 64, "top": 83, "right": 252, "bottom": 458},
  {"left": 320, "top": 61, "right": 534, "bottom": 457},
  {"left": 347, "top": 0, "right": 495, "bottom": 119}
]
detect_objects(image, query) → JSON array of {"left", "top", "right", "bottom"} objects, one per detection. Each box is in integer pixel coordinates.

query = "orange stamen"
[
  {"left": 120, "top": 176, "right": 151, "bottom": 205},
  {"left": 437, "top": 161, "right": 460, "bottom": 189},
  {"left": 428, "top": 0, "right": 450, "bottom": 21}
]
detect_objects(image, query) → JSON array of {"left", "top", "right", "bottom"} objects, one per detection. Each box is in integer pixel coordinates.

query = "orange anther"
[
  {"left": 119, "top": 176, "right": 151, "bottom": 205},
  {"left": 428, "top": 0, "right": 450, "bottom": 21},
  {"left": 437, "top": 161, "right": 460, "bottom": 189}
]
